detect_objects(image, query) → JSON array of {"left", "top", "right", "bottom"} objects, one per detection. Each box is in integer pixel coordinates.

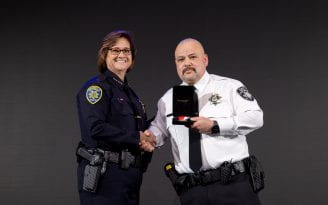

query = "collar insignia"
[
  {"left": 138, "top": 99, "right": 146, "bottom": 114},
  {"left": 113, "top": 77, "right": 123, "bottom": 85}
]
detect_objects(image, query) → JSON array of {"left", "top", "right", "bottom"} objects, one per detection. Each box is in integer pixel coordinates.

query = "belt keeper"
[{"left": 120, "top": 150, "right": 133, "bottom": 169}]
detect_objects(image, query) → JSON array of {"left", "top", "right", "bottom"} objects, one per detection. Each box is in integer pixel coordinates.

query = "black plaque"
[{"left": 172, "top": 85, "right": 199, "bottom": 125}]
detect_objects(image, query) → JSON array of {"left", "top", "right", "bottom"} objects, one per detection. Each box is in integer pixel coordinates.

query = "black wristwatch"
[{"left": 211, "top": 120, "right": 220, "bottom": 134}]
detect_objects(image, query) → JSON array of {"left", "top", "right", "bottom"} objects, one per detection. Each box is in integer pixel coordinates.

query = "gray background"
[{"left": 1, "top": 0, "right": 327, "bottom": 204}]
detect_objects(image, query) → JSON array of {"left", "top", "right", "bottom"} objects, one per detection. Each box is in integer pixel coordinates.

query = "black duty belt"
[
  {"left": 87, "top": 148, "right": 142, "bottom": 169},
  {"left": 168, "top": 158, "right": 249, "bottom": 195},
  {"left": 187, "top": 160, "right": 246, "bottom": 186},
  {"left": 76, "top": 141, "right": 152, "bottom": 172}
]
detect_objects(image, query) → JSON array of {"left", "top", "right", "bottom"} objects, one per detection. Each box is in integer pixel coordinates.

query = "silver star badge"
[{"left": 209, "top": 93, "right": 221, "bottom": 105}]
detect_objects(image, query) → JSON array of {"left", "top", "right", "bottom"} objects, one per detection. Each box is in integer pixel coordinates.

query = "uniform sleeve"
[
  {"left": 77, "top": 85, "right": 139, "bottom": 147},
  {"left": 215, "top": 80, "right": 263, "bottom": 136},
  {"left": 149, "top": 99, "right": 169, "bottom": 147}
]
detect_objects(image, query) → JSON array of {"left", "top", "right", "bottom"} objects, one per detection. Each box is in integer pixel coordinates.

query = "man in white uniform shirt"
[{"left": 143, "top": 38, "right": 264, "bottom": 205}]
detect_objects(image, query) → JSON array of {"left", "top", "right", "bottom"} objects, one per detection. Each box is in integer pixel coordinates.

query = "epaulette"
[
  {"left": 97, "top": 73, "right": 111, "bottom": 90},
  {"left": 83, "top": 76, "right": 99, "bottom": 88},
  {"left": 98, "top": 73, "right": 106, "bottom": 82}
]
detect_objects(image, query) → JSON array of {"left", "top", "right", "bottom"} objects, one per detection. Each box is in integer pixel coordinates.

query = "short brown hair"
[{"left": 96, "top": 30, "right": 137, "bottom": 73}]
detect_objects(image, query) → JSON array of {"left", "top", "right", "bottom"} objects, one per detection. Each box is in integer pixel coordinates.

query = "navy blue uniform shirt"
[{"left": 76, "top": 70, "right": 147, "bottom": 151}]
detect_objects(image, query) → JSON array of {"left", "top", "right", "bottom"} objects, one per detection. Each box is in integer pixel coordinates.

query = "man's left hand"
[{"left": 190, "top": 116, "right": 214, "bottom": 133}]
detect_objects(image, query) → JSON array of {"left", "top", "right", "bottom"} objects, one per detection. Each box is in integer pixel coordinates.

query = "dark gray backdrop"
[{"left": 1, "top": 1, "right": 327, "bottom": 204}]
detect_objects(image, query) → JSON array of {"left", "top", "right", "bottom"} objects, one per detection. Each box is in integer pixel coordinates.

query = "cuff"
[{"left": 216, "top": 117, "right": 235, "bottom": 135}]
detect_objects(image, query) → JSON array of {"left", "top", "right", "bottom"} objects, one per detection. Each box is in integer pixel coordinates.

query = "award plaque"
[{"left": 172, "top": 85, "right": 199, "bottom": 126}]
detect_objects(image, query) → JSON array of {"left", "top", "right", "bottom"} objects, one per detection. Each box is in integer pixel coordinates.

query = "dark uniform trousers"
[
  {"left": 78, "top": 160, "right": 143, "bottom": 205},
  {"left": 179, "top": 173, "right": 261, "bottom": 205}
]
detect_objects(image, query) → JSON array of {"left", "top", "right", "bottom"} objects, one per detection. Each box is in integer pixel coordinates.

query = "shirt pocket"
[
  {"left": 112, "top": 97, "right": 134, "bottom": 116},
  {"left": 201, "top": 99, "right": 233, "bottom": 118}
]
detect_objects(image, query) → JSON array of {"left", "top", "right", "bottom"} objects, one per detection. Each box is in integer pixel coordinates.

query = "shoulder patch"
[
  {"left": 237, "top": 86, "right": 254, "bottom": 101},
  {"left": 86, "top": 85, "right": 103, "bottom": 104}
]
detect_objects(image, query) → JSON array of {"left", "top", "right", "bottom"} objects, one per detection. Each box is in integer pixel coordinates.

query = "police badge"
[{"left": 209, "top": 93, "right": 221, "bottom": 105}]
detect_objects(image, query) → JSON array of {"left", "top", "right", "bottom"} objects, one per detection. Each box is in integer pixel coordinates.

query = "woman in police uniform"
[{"left": 76, "top": 30, "right": 152, "bottom": 205}]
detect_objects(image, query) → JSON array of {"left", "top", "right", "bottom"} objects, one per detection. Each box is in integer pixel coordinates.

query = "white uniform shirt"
[{"left": 149, "top": 71, "right": 263, "bottom": 174}]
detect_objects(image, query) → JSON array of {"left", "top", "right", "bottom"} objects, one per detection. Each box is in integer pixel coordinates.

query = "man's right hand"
[{"left": 139, "top": 130, "right": 156, "bottom": 152}]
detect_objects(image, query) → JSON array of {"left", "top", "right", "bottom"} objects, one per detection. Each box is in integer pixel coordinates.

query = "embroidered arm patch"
[
  {"left": 86, "top": 85, "right": 103, "bottom": 104},
  {"left": 237, "top": 86, "right": 254, "bottom": 101}
]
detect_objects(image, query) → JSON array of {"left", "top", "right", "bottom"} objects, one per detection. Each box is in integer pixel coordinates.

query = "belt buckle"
[
  {"left": 189, "top": 172, "right": 200, "bottom": 187},
  {"left": 200, "top": 171, "right": 212, "bottom": 185}
]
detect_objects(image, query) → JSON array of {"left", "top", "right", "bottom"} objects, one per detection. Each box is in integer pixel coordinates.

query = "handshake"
[{"left": 139, "top": 130, "right": 156, "bottom": 152}]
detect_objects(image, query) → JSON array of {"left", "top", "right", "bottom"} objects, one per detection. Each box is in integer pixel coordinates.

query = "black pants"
[
  {"left": 179, "top": 173, "right": 261, "bottom": 205},
  {"left": 78, "top": 161, "right": 143, "bottom": 205}
]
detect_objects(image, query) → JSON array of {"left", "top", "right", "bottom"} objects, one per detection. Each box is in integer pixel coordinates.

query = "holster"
[
  {"left": 244, "top": 155, "right": 265, "bottom": 193},
  {"left": 83, "top": 164, "right": 102, "bottom": 193},
  {"left": 76, "top": 142, "right": 106, "bottom": 193},
  {"left": 164, "top": 163, "right": 184, "bottom": 195}
]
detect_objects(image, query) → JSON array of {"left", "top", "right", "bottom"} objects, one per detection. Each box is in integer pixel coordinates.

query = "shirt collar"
[
  {"left": 181, "top": 71, "right": 210, "bottom": 93},
  {"left": 104, "top": 70, "right": 128, "bottom": 87}
]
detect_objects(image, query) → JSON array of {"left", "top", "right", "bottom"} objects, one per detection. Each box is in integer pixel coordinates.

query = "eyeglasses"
[{"left": 109, "top": 48, "right": 132, "bottom": 55}]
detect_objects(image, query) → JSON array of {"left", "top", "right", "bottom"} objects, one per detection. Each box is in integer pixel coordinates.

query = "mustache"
[{"left": 182, "top": 67, "right": 196, "bottom": 74}]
